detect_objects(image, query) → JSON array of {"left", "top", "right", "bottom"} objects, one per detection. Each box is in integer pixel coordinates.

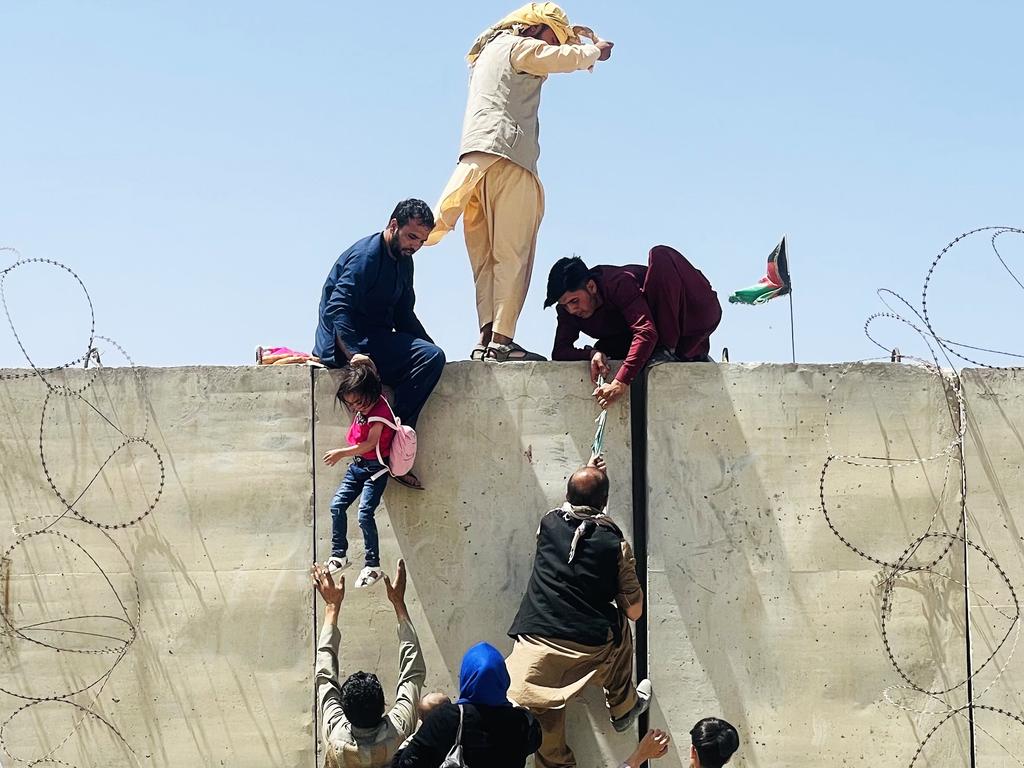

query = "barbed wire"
[
  {"left": 0, "top": 251, "right": 162, "bottom": 766},
  {"left": 820, "top": 227, "right": 1024, "bottom": 766}
]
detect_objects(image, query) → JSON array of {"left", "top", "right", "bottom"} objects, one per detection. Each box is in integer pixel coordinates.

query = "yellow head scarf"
[{"left": 466, "top": 3, "right": 597, "bottom": 65}]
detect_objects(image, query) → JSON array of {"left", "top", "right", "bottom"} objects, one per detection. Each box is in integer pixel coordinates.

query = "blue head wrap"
[{"left": 456, "top": 642, "right": 512, "bottom": 707}]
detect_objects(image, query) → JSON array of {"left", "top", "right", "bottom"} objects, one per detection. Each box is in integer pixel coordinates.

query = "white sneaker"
[
  {"left": 326, "top": 556, "right": 350, "bottom": 574},
  {"left": 355, "top": 566, "right": 384, "bottom": 589}
]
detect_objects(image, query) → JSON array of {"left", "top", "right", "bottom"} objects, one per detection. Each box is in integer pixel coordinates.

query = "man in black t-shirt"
[{"left": 506, "top": 458, "right": 653, "bottom": 768}]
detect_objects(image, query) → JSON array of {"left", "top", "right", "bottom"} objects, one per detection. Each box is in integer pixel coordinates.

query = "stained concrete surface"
[
  {"left": 646, "top": 363, "right": 970, "bottom": 767},
  {"left": 1, "top": 362, "right": 1022, "bottom": 767},
  {"left": 0, "top": 366, "right": 313, "bottom": 767},
  {"left": 312, "top": 362, "right": 638, "bottom": 767},
  {"left": 960, "top": 368, "right": 1024, "bottom": 764}
]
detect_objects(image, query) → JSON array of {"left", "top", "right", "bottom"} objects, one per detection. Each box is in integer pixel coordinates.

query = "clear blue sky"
[{"left": 2, "top": 2, "right": 1022, "bottom": 370}]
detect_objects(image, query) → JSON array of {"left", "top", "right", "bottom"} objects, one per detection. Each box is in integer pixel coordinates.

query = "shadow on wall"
[
  {"left": 379, "top": 361, "right": 639, "bottom": 764},
  {"left": 960, "top": 369, "right": 1024, "bottom": 761},
  {"left": 646, "top": 363, "right": 971, "bottom": 768},
  {"left": 647, "top": 363, "right": 789, "bottom": 768},
  {"left": 126, "top": 366, "right": 314, "bottom": 767},
  {"left": 0, "top": 366, "right": 314, "bottom": 767}
]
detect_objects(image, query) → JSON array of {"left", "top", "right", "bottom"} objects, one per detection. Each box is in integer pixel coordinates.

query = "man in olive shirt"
[
  {"left": 312, "top": 559, "right": 425, "bottom": 768},
  {"left": 506, "top": 458, "right": 653, "bottom": 768}
]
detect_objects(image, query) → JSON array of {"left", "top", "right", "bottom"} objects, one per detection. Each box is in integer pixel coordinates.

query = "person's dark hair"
[
  {"left": 566, "top": 466, "right": 609, "bottom": 509},
  {"left": 544, "top": 256, "right": 592, "bottom": 308},
  {"left": 335, "top": 362, "right": 382, "bottom": 409},
  {"left": 690, "top": 717, "right": 739, "bottom": 768},
  {"left": 340, "top": 671, "right": 386, "bottom": 728},
  {"left": 389, "top": 198, "right": 435, "bottom": 230}
]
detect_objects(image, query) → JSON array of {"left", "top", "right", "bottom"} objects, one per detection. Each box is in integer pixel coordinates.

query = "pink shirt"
[{"left": 347, "top": 398, "right": 395, "bottom": 459}]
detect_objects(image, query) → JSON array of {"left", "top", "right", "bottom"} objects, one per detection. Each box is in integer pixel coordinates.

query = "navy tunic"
[{"left": 313, "top": 233, "right": 430, "bottom": 368}]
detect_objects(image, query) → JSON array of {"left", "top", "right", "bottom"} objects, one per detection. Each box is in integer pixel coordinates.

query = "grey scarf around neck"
[{"left": 559, "top": 502, "right": 623, "bottom": 563}]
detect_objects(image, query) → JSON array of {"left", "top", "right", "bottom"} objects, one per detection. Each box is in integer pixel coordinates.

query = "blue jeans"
[{"left": 329, "top": 458, "right": 387, "bottom": 567}]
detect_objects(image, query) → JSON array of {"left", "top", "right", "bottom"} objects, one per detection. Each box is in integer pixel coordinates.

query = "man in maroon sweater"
[{"left": 545, "top": 246, "right": 722, "bottom": 408}]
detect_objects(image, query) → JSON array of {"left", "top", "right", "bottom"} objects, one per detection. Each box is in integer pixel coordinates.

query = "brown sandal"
[{"left": 394, "top": 471, "right": 425, "bottom": 491}]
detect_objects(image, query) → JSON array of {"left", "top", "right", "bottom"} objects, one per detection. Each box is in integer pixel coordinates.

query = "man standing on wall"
[
  {"left": 427, "top": 3, "right": 614, "bottom": 362},
  {"left": 312, "top": 558, "right": 426, "bottom": 768},
  {"left": 506, "top": 458, "right": 652, "bottom": 768},
  {"left": 313, "top": 199, "right": 445, "bottom": 490},
  {"left": 545, "top": 246, "right": 722, "bottom": 409}
]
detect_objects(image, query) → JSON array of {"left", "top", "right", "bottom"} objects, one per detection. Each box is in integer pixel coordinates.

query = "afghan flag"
[{"left": 729, "top": 236, "right": 791, "bottom": 305}]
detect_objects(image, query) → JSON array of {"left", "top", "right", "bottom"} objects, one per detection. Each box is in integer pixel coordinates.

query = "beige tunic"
[
  {"left": 428, "top": 35, "right": 600, "bottom": 340},
  {"left": 317, "top": 618, "right": 426, "bottom": 768}
]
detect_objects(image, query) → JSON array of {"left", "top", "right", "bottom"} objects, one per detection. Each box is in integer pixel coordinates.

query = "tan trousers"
[
  {"left": 429, "top": 153, "right": 544, "bottom": 340},
  {"left": 506, "top": 625, "right": 637, "bottom": 768},
  {"left": 463, "top": 158, "right": 544, "bottom": 339}
]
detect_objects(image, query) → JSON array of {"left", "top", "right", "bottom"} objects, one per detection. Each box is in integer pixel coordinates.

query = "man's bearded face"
[{"left": 388, "top": 219, "right": 432, "bottom": 258}]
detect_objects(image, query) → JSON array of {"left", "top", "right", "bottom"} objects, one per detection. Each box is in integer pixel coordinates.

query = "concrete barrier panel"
[
  {"left": 646, "top": 363, "right": 969, "bottom": 767},
  {"left": 313, "top": 361, "right": 638, "bottom": 767},
  {"left": 6, "top": 361, "right": 1015, "bottom": 766},
  {"left": 962, "top": 368, "right": 1024, "bottom": 763},
  {"left": 0, "top": 366, "right": 314, "bottom": 768}
]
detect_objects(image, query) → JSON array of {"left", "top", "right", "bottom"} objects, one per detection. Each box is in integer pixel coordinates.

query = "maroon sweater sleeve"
[
  {"left": 605, "top": 277, "right": 658, "bottom": 385},
  {"left": 552, "top": 307, "right": 594, "bottom": 361}
]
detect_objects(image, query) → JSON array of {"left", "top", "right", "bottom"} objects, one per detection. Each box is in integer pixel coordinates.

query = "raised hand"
[
  {"left": 383, "top": 559, "right": 410, "bottom": 621},
  {"left": 311, "top": 563, "right": 345, "bottom": 610},
  {"left": 624, "top": 729, "right": 671, "bottom": 766},
  {"left": 637, "top": 729, "right": 670, "bottom": 760}
]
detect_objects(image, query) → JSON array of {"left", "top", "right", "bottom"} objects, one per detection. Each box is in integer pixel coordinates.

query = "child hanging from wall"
[{"left": 322, "top": 355, "right": 397, "bottom": 589}]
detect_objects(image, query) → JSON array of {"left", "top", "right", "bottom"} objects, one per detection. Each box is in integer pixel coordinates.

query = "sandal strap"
[
  {"left": 486, "top": 342, "right": 521, "bottom": 359},
  {"left": 486, "top": 342, "right": 545, "bottom": 362}
]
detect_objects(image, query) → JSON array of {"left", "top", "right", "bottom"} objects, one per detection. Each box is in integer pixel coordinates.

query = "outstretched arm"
[
  {"left": 323, "top": 423, "right": 384, "bottom": 467},
  {"left": 593, "top": 286, "right": 658, "bottom": 409},
  {"left": 620, "top": 729, "right": 671, "bottom": 768},
  {"left": 510, "top": 36, "right": 610, "bottom": 75},
  {"left": 386, "top": 560, "right": 427, "bottom": 739},
  {"left": 312, "top": 565, "right": 347, "bottom": 742}
]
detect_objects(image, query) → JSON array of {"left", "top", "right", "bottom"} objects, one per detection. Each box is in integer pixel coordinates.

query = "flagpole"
[
  {"left": 788, "top": 291, "right": 796, "bottom": 363},
  {"left": 787, "top": 234, "right": 795, "bottom": 363}
]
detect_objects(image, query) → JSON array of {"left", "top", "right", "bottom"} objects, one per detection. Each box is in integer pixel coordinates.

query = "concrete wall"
[
  {"left": 646, "top": 364, "right": 971, "bottom": 767},
  {"left": 960, "top": 369, "right": 1024, "bottom": 764},
  {"left": 0, "top": 367, "right": 314, "bottom": 767},
  {"left": 312, "top": 362, "right": 638, "bottom": 767},
  {"left": 2, "top": 363, "right": 1022, "bottom": 767}
]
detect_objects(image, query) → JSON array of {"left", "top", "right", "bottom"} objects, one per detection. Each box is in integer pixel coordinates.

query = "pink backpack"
[{"left": 367, "top": 398, "right": 417, "bottom": 481}]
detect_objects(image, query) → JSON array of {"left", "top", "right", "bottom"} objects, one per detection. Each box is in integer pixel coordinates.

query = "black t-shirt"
[{"left": 391, "top": 702, "right": 541, "bottom": 768}]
